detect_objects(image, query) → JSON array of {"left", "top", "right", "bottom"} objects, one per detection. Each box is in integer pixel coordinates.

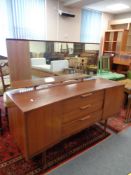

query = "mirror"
[
  {"left": 29, "top": 40, "right": 100, "bottom": 78},
  {"left": 6, "top": 39, "right": 100, "bottom": 83}
]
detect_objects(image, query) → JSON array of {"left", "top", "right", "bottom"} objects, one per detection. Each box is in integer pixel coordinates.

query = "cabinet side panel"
[
  {"left": 121, "top": 30, "right": 128, "bottom": 51},
  {"left": 8, "top": 106, "right": 27, "bottom": 158},
  {"left": 103, "top": 86, "right": 124, "bottom": 119}
]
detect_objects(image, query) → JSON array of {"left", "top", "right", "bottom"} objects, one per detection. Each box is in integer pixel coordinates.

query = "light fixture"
[{"left": 106, "top": 3, "right": 129, "bottom": 11}]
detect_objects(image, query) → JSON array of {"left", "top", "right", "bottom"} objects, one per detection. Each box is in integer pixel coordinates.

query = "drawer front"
[
  {"left": 62, "top": 110, "right": 102, "bottom": 138},
  {"left": 62, "top": 90, "right": 104, "bottom": 114},
  {"left": 62, "top": 100, "right": 103, "bottom": 124}
]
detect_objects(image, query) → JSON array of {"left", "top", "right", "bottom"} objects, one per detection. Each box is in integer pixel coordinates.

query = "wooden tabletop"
[
  {"left": 7, "top": 78, "right": 123, "bottom": 113},
  {"left": 11, "top": 73, "right": 89, "bottom": 89}
]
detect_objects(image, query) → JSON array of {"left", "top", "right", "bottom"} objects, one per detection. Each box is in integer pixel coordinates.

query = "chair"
[
  {"left": 98, "top": 56, "right": 110, "bottom": 73},
  {"left": 0, "top": 62, "right": 10, "bottom": 135},
  {"left": 97, "top": 56, "right": 125, "bottom": 80},
  {"left": 86, "top": 52, "right": 98, "bottom": 74},
  {"left": 0, "top": 62, "right": 10, "bottom": 93}
]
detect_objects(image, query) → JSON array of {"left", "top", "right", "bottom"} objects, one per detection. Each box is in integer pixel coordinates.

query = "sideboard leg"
[
  {"left": 0, "top": 109, "right": 3, "bottom": 135},
  {"left": 104, "top": 119, "right": 108, "bottom": 133},
  {"left": 41, "top": 151, "right": 47, "bottom": 170}
]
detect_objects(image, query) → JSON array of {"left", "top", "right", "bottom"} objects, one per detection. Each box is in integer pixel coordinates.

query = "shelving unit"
[
  {"left": 126, "top": 29, "right": 131, "bottom": 52},
  {"left": 103, "top": 29, "right": 128, "bottom": 54},
  {"left": 105, "top": 20, "right": 131, "bottom": 74}
]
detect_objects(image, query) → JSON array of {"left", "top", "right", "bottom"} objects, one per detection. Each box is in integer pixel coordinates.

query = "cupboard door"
[
  {"left": 26, "top": 102, "right": 62, "bottom": 157},
  {"left": 102, "top": 86, "right": 124, "bottom": 119}
]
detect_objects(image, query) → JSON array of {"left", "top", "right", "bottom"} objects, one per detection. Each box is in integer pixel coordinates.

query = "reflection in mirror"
[
  {"left": 28, "top": 40, "right": 100, "bottom": 79},
  {"left": 6, "top": 39, "right": 100, "bottom": 83},
  {"left": 85, "top": 43, "right": 100, "bottom": 51},
  {"left": 54, "top": 42, "right": 74, "bottom": 55},
  {"left": 29, "top": 41, "right": 46, "bottom": 58},
  {"left": 67, "top": 43, "right": 74, "bottom": 55},
  {"left": 29, "top": 41, "right": 53, "bottom": 78}
]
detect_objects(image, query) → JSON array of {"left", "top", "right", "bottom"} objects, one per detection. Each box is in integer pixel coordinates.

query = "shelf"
[
  {"left": 106, "top": 29, "right": 126, "bottom": 32},
  {"left": 105, "top": 41, "right": 117, "bottom": 42},
  {"left": 103, "top": 50, "right": 115, "bottom": 53},
  {"left": 103, "top": 29, "right": 128, "bottom": 54}
]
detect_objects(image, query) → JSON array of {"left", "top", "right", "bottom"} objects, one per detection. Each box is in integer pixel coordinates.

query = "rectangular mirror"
[{"left": 6, "top": 39, "right": 100, "bottom": 83}]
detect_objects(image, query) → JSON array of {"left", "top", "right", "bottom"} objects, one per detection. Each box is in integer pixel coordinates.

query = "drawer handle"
[
  {"left": 81, "top": 93, "right": 93, "bottom": 98},
  {"left": 80, "top": 104, "right": 92, "bottom": 110},
  {"left": 80, "top": 115, "right": 90, "bottom": 121}
]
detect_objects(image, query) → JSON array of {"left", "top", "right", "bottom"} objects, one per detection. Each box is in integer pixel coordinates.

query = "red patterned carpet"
[
  {"left": 0, "top": 95, "right": 129, "bottom": 175},
  {"left": 0, "top": 115, "right": 110, "bottom": 175}
]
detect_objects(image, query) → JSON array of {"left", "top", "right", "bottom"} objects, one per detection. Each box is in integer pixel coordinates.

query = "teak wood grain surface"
[
  {"left": 7, "top": 77, "right": 124, "bottom": 160},
  {"left": 11, "top": 73, "right": 88, "bottom": 89},
  {"left": 7, "top": 78, "right": 123, "bottom": 112}
]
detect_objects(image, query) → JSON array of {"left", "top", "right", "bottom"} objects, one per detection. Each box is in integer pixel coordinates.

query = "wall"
[
  {"left": 46, "top": 0, "right": 81, "bottom": 42},
  {"left": 46, "top": 0, "right": 58, "bottom": 40},
  {"left": 46, "top": 0, "right": 113, "bottom": 48},
  {"left": 99, "top": 12, "right": 114, "bottom": 55},
  {"left": 113, "top": 12, "right": 131, "bottom": 20}
]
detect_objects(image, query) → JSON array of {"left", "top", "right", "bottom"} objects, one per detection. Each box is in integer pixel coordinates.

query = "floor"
[{"left": 47, "top": 126, "right": 131, "bottom": 175}]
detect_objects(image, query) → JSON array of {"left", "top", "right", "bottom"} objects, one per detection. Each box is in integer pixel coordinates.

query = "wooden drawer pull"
[
  {"left": 81, "top": 93, "right": 93, "bottom": 98},
  {"left": 80, "top": 115, "right": 90, "bottom": 121},
  {"left": 80, "top": 104, "right": 92, "bottom": 110}
]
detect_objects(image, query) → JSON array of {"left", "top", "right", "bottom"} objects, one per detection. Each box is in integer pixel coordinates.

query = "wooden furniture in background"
[
  {"left": 103, "top": 29, "right": 128, "bottom": 54},
  {"left": 0, "top": 62, "right": 10, "bottom": 92},
  {"left": 113, "top": 53, "right": 131, "bottom": 74},
  {"left": 103, "top": 19, "right": 131, "bottom": 74},
  {"left": 109, "top": 18, "right": 131, "bottom": 52},
  {"left": 6, "top": 78, "right": 124, "bottom": 161},
  {"left": 118, "top": 79, "right": 131, "bottom": 122}
]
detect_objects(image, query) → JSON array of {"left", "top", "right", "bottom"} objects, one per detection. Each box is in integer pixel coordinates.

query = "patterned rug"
[
  {"left": 0, "top": 119, "right": 110, "bottom": 175},
  {"left": 101, "top": 109, "right": 131, "bottom": 133}
]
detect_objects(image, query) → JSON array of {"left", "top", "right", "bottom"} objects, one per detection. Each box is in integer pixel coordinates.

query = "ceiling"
[{"left": 60, "top": 0, "right": 131, "bottom": 14}]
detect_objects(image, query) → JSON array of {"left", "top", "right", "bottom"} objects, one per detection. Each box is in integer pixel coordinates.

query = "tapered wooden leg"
[
  {"left": 5, "top": 107, "right": 9, "bottom": 129},
  {"left": 104, "top": 119, "right": 108, "bottom": 133},
  {"left": 0, "top": 109, "right": 3, "bottom": 135},
  {"left": 41, "top": 151, "right": 47, "bottom": 170},
  {"left": 125, "top": 103, "right": 131, "bottom": 123}
]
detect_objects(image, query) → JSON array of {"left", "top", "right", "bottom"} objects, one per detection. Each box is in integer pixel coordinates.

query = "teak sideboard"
[{"left": 7, "top": 78, "right": 124, "bottom": 160}]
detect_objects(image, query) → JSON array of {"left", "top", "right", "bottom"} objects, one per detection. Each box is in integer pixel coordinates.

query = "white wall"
[
  {"left": 46, "top": 0, "right": 58, "bottom": 40},
  {"left": 46, "top": 0, "right": 81, "bottom": 42},
  {"left": 46, "top": 0, "right": 113, "bottom": 46},
  {"left": 113, "top": 12, "right": 131, "bottom": 20},
  {"left": 99, "top": 12, "right": 114, "bottom": 55}
]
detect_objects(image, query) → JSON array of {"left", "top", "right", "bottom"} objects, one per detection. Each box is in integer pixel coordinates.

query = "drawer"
[
  {"left": 62, "top": 110, "right": 102, "bottom": 138},
  {"left": 62, "top": 90, "right": 104, "bottom": 114},
  {"left": 62, "top": 99, "right": 103, "bottom": 124}
]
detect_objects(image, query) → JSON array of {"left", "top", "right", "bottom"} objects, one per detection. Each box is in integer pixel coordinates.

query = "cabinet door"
[
  {"left": 26, "top": 102, "right": 62, "bottom": 157},
  {"left": 102, "top": 86, "right": 124, "bottom": 119}
]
